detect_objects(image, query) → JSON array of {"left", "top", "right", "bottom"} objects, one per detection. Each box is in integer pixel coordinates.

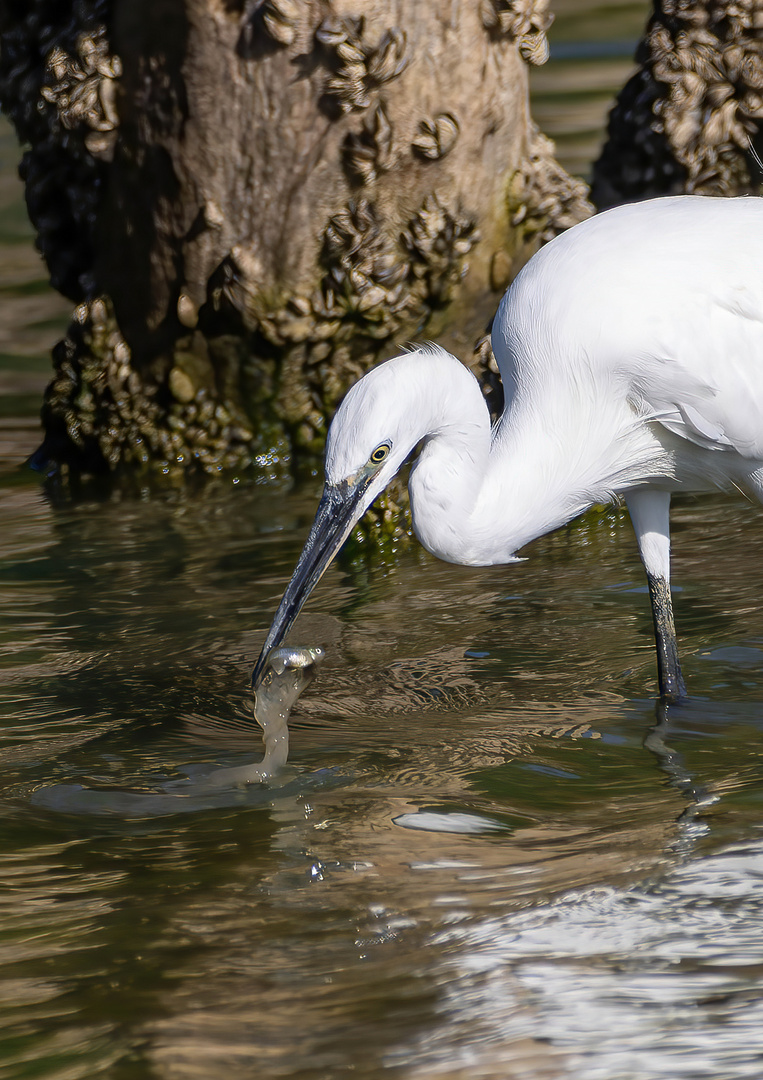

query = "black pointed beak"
[{"left": 251, "top": 479, "right": 370, "bottom": 687}]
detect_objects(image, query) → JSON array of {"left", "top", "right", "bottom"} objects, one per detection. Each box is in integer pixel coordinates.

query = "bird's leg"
[
  {"left": 625, "top": 489, "right": 687, "bottom": 704},
  {"left": 645, "top": 570, "right": 687, "bottom": 704}
]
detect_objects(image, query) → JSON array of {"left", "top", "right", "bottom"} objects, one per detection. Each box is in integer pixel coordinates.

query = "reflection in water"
[
  {"left": 645, "top": 702, "right": 722, "bottom": 857},
  {"left": 421, "top": 839, "right": 763, "bottom": 1080}
]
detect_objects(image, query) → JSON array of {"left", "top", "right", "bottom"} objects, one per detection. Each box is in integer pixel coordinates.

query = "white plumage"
[{"left": 254, "top": 195, "right": 763, "bottom": 701}]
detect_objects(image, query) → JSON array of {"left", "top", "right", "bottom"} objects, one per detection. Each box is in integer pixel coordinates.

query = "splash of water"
[{"left": 173, "top": 645, "right": 325, "bottom": 790}]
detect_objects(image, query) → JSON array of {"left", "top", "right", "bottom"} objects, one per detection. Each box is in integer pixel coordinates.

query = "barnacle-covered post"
[
  {"left": 0, "top": 0, "right": 590, "bottom": 485},
  {"left": 592, "top": 0, "right": 763, "bottom": 207}
]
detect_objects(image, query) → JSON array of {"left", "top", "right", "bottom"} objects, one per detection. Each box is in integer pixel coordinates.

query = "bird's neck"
[
  {"left": 410, "top": 429, "right": 582, "bottom": 567},
  {"left": 407, "top": 360, "right": 641, "bottom": 566},
  {"left": 406, "top": 357, "right": 492, "bottom": 564}
]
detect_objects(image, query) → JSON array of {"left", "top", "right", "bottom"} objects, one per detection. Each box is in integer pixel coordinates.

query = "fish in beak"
[{"left": 251, "top": 477, "right": 371, "bottom": 687}]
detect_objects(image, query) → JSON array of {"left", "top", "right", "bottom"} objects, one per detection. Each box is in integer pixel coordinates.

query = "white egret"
[{"left": 252, "top": 195, "right": 763, "bottom": 702}]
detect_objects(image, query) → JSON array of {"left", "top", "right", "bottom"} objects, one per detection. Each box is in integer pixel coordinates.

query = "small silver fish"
[
  {"left": 264, "top": 645, "right": 326, "bottom": 678},
  {"left": 256, "top": 646, "right": 325, "bottom": 718}
]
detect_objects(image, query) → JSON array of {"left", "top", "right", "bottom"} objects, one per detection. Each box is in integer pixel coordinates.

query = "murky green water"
[{"left": 4, "top": 6, "right": 763, "bottom": 1079}]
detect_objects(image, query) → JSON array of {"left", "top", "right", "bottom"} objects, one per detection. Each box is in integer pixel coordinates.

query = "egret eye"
[{"left": 369, "top": 442, "right": 391, "bottom": 466}]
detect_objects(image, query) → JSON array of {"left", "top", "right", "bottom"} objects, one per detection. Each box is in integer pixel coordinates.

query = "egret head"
[{"left": 251, "top": 355, "right": 423, "bottom": 687}]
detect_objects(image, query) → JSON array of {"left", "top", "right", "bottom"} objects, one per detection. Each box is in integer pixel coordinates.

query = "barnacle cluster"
[
  {"left": 204, "top": 182, "right": 480, "bottom": 463},
  {"left": 401, "top": 194, "right": 479, "bottom": 307},
  {"left": 319, "top": 198, "right": 411, "bottom": 332},
  {"left": 238, "top": 189, "right": 478, "bottom": 360},
  {"left": 205, "top": 167, "right": 483, "bottom": 460},
  {"left": 0, "top": 1, "right": 117, "bottom": 300},
  {"left": 41, "top": 29, "right": 120, "bottom": 160},
  {"left": 40, "top": 298, "right": 270, "bottom": 481},
  {"left": 412, "top": 113, "right": 460, "bottom": 161},
  {"left": 242, "top": 192, "right": 481, "bottom": 454},
  {"left": 479, "top": 0, "right": 554, "bottom": 65},
  {"left": 342, "top": 102, "right": 394, "bottom": 185},
  {"left": 317, "top": 194, "right": 478, "bottom": 340},
  {"left": 593, "top": 0, "right": 763, "bottom": 206},
  {"left": 243, "top": 0, "right": 301, "bottom": 48},
  {"left": 315, "top": 15, "right": 408, "bottom": 113},
  {"left": 509, "top": 124, "right": 594, "bottom": 246}
]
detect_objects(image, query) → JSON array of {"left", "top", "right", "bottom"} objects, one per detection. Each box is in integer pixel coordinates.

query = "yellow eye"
[{"left": 369, "top": 442, "right": 391, "bottom": 466}]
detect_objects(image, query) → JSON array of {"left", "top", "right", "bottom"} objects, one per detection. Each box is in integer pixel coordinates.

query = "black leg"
[{"left": 646, "top": 571, "right": 687, "bottom": 704}]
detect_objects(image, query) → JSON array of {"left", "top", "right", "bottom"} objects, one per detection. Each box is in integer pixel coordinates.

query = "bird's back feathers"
[{"left": 493, "top": 196, "right": 763, "bottom": 462}]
